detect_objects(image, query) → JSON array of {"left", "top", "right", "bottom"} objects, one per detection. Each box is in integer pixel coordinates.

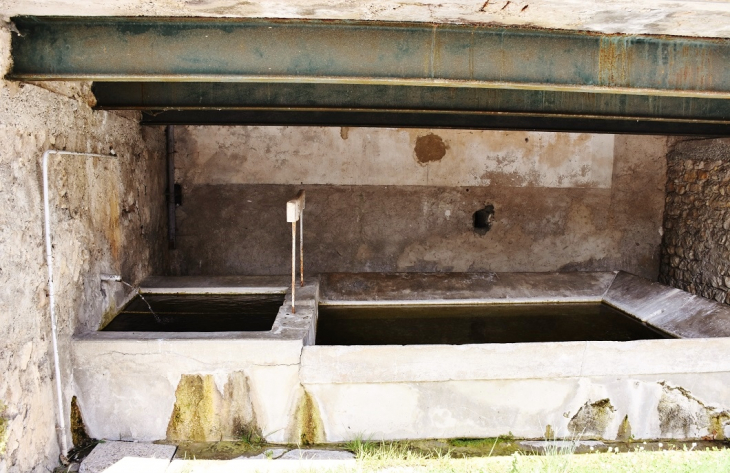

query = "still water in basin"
[
  {"left": 102, "top": 293, "right": 284, "bottom": 332},
  {"left": 315, "top": 303, "right": 670, "bottom": 345}
]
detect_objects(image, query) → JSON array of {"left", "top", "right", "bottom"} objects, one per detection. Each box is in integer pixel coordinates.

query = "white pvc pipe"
[{"left": 42, "top": 150, "right": 116, "bottom": 456}]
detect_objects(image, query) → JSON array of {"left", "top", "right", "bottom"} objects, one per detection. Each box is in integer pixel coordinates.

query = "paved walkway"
[{"left": 78, "top": 441, "right": 356, "bottom": 473}]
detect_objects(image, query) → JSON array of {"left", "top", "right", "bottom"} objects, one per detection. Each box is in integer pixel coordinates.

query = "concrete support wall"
[
  {"left": 0, "top": 28, "right": 167, "bottom": 472},
  {"left": 660, "top": 138, "right": 730, "bottom": 304},
  {"left": 171, "top": 127, "right": 667, "bottom": 279}
]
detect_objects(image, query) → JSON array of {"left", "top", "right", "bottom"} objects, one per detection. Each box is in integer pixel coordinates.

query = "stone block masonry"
[{"left": 660, "top": 138, "right": 730, "bottom": 304}]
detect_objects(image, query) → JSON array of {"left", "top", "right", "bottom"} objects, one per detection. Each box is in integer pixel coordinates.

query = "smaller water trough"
[{"left": 103, "top": 293, "right": 284, "bottom": 332}]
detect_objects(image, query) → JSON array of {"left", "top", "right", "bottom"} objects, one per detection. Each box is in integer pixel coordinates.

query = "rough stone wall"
[
  {"left": 0, "top": 27, "right": 167, "bottom": 472},
  {"left": 170, "top": 126, "right": 667, "bottom": 279},
  {"left": 660, "top": 138, "right": 730, "bottom": 304}
]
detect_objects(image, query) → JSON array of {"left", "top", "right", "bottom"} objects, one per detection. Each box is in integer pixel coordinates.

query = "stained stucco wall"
[
  {"left": 660, "top": 138, "right": 730, "bottom": 304},
  {"left": 170, "top": 126, "right": 668, "bottom": 279},
  {"left": 0, "top": 27, "right": 167, "bottom": 472}
]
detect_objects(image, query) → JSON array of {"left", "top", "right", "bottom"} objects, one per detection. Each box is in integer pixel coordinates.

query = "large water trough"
[{"left": 72, "top": 271, "right": 730, "bottom": 444}]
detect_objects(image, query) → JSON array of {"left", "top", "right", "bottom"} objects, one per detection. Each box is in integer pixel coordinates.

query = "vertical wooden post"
[{"left": 291, "top": 221, "right": 296, "bottom": 313}]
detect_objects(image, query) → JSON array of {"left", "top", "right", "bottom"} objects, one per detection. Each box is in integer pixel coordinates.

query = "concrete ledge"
[
  {"left": 320, "top": 272, "right": 616, "bottom": 305},
  {"left": 301, "top": 343, "right": 586, "bottom": 383},
  {"left": 301, "top": 337, "right": 730, "bottom": 384},
  {"left": 580, "top": 338, "right": 730, "bottom": 376},
  {"left": 73, "top": 338, "right": 304, "bottom": 366},
  {"left": 604, "top": 271, "right": 730, "bottom": 338},
  {"left": 141, "top": 275, "right": 289, "bottom": 294}
]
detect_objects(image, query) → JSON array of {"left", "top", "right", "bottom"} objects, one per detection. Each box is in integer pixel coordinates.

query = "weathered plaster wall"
[
  {"left": 171, "top": 126, "right": 667, "bottom": 279},
  {"left": 0, "top": 27, "right": 167, "bottom": 472},
  {"left": 660, "top": 138, "right": 730, "bottom": 304}
]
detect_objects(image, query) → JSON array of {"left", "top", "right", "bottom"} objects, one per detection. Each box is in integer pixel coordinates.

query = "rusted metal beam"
[
  {"left": 92, "top": 82, "right": 730, "bottom": 122},
  {"left": 9, "top": 17, "right": 730, "bottom": 98},
  {"left": 140, "top": 109, "right": 730, "bottom": 135}
]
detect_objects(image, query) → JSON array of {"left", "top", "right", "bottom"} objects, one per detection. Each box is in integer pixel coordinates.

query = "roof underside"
[
  {"left": 7, "top": 15, "right": 730, "bottom": 134},
  {"left": 4, "top": 0, "right": 730, "bottom": 38}
]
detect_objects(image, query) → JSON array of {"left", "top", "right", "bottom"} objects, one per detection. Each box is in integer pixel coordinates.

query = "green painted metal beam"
[
  {"left": 92, "top": 82, "right": 730, "bottom": 122},
  {"left": 140, "top": 109, "right": 730, "bottom": 136},
  {"left": 9, "top": 16, "right": 730, "bottom": 98}
]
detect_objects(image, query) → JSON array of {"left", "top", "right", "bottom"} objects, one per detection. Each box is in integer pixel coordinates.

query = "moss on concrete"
[
  {"left": 711, "top": 412, "right": 730, "bottom": 440},
  {"left": 171, "top": 440, "right": 266, "bottom": 460},
  {"left": 295, "top": 391, "right": 324, "bottom": 445},
  {"left": 166, "top": 372, "right": 260, "bottom": 442},
  {"left": 223, "top": 371, "right": 260, "bottom": 442},
  {"left": 568, "top": 398, "right": 616, "bottom": 439},
  {"left": 167, "top": 375, "right": 220, "bottom": 442},
  {"left": 98, "top": 303, "right": 117, "bottom": 330},
  {"left": 447, "top": 436, "right": 520, "bottom": 457},
  {"left": 70, "top": 396, "right": 92, "bottom": 448},
  {"left": 0, "top": 401, "right": 8, "bottom": 456},
  {"left": 616, "top": 415, "right": 632, "bottom": 442}
]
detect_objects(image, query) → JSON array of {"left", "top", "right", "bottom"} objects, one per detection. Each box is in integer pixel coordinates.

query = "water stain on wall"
[
  {"left": 414, "top": 133, "right": 447, "bottom": 164},
  {"left": 658, "top": 382, "right": 730, "bottom": 439},
  {"left": 106, "top": 183, "right": 121, "bottom": 262},
  {"left": 295, "top": 391, "right": 324, "bottom": 445},
  {"left": 568, "top": 398, "right": 616, "bottom": 439},
  {"left": 70, "top": 396, "right": 92, "bottom": 448},
  {"left": 0, "top": 401, "right": 8, "bottom": 456},
  {"left": 167, "top": 372, "right": 259, "bottom": 442},
  {"left": 616, "top": 415, "right": 632, "bottom": 441}
]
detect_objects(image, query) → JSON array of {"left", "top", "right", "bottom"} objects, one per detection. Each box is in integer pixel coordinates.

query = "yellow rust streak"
[{"left": 599, "top": 37, "right": 629, "bottom": 87}]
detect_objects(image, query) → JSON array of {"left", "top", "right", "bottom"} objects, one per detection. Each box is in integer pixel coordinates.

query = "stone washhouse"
[{"left": 2, "top": 1, "right": 730, "bottom": 472}]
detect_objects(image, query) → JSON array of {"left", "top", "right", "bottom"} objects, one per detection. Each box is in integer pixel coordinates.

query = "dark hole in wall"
[
  {"left": 473, "top": 204, "right": 495, "bottom": 235},
  {"left": 174, "top": 183, "right": 183, "bottom": 206}
]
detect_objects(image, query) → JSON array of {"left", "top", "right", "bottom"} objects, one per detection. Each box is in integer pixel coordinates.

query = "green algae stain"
[
  {"left": 166, "top": 372, "right": 261, "bottom": 443},
  {"left": 710, "top": 412, "right": 730, "bottom": 440},
  {"left": 167, "top": 375, "right": 221, "bottom": 442},
  {"left": 616, "top": 415, "right": 632, "bottom": 442},
  {"left": 98, "top": 300, "right": 118, "bottom": 330},
  {"left": 447, "top": 436, "right": 520, "bottom": 457},
  {"left": 224, "top": 371, "right": 261, "bottom": 443},
  {"left": 70, "top": 396, "right": 92, "bottom": 448},
  {"left": 172, "top": 440, "right": 266, "bottom": 460},
  {"left": 295, "top": 391, "right": 324, "bottom": 446},
  {"left": 568, "top": 398, "right": 616, "bottom": 439},
  {"left": 0, "top": 401, "right": 8, "bottom": 457}
]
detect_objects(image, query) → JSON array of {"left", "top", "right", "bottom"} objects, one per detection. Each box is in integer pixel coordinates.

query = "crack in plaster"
[{"left": 94, "top": 351, "right": 300, "bottom": 367}]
